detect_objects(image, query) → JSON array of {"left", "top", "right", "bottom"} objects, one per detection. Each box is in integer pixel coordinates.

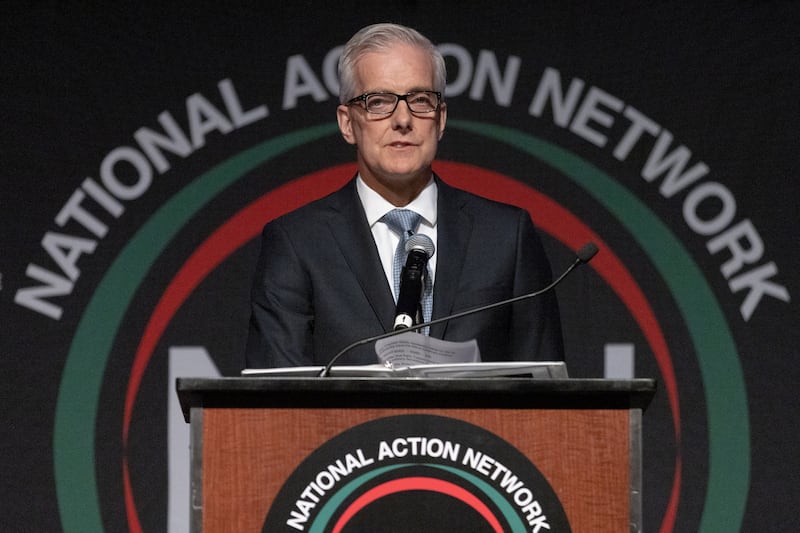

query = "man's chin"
[
  {"left": 384, "top": 169, "right": 431, "bottom": 186},
  {"left": 361, "top": 167, "right": 432, "bottom": 197}
]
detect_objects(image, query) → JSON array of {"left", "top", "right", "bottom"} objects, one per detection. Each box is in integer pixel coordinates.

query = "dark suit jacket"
[{"left": 245, "top": 177, "right": 563, "bottom": 367}]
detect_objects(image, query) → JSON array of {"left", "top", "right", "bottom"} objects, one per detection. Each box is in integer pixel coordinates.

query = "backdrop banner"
[{"left": 2, "top": 3, "right": 798, "bottom": 532}]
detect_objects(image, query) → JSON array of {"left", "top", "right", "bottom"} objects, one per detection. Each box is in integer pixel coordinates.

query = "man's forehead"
[{"left": 354, "top": 45, "right": 436, "bottom": 91}]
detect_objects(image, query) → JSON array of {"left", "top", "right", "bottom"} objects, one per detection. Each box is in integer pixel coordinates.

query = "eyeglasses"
[{"left": 346, "top": 91, "right": 442, "bottom": 115}]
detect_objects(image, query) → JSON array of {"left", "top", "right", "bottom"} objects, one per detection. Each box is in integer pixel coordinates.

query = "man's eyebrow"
[{"left": 361, "top": 88, "right": 435, "bottom": 94}]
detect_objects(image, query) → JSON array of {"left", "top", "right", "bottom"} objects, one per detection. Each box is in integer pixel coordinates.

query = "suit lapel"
[
  {"left": 326, "top": 179, "right": 397, "bottom": 333},
  {"left": 430, "top": 179, "right": 472, "bottom": 338},
  {"left": 323, "top": 177, "right": 474, "bottom": 338}
]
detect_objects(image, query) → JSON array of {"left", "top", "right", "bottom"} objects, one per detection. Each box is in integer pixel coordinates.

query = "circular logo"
[
  {"left": 262, "top": 414, "right": 571, "bottom": 532},
  {"left": 52, "top": 123, "right": 748, "bottom": 532}
]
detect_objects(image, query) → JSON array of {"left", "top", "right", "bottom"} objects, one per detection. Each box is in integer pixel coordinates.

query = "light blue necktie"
[{"left": 381, "top": 209, "right": 433, "bottom": 333}]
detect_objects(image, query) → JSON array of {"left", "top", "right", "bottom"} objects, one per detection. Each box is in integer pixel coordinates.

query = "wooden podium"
[{"left": 178, "top": 377, "right": 655, "bottom": 532}]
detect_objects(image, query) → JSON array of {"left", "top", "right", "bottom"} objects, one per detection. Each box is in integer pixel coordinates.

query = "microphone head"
[
  {"left": 405, "top": 234, "right": 435, "bottom": 258},
  {"left": 576, "top": 242, "right": 599, "bottom": 263}
]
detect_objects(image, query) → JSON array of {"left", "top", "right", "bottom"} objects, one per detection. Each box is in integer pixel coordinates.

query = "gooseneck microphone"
[
  {"left": 318, "top": 242, "right": 599, "bottom": 377},
  {"left": 394, "top": 234, "right": 435, "bottom": 330}
]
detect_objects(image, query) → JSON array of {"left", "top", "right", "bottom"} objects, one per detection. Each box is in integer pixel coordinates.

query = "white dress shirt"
[{"left": 356, "top": 175, "right": 438, "bottom": 301}]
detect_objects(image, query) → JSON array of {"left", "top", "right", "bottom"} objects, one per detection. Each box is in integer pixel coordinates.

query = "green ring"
[
  {"left": 53, "top": 120, "right": 748, "bottom": 532},
  {"left": 309, "top": 463, "right": 528, "bottom": 532}
]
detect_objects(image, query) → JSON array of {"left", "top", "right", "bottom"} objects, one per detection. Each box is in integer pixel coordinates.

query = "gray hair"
[{"left": 338, "top": 23, "right": 447, "bottom": 104}]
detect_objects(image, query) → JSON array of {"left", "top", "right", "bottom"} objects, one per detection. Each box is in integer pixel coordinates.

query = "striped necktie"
[{"left": 381, "top": 208, "right": 433, "bottom": 333}]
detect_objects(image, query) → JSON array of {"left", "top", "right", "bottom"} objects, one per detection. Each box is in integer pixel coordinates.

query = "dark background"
[{"left": 2, "top": 2, "right": 798, "bottom": 531}]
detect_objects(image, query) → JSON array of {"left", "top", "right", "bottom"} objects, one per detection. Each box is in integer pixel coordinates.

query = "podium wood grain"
[{"left": 202, "top": 407, "right": 629, "bottom": 532}]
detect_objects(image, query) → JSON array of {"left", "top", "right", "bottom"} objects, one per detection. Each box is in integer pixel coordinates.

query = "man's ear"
[
  {"left": 337, "top": 105, "right": 357, "bottom": 145},
  {"left": 437, "top": 102, "right": 447, "bottom": 140}
]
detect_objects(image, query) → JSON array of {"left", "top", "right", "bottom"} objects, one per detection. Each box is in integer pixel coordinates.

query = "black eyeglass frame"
[{"left": 346, "top": 91, "right": 443, "bottom": 115}]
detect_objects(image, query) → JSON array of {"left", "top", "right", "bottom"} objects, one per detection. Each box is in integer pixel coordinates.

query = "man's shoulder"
[
  {"left": 269, "top": 179, "right": 356, "bottom": 227},
  {"left": 438, "top": 178, "right": 527, "bottom": 219}
]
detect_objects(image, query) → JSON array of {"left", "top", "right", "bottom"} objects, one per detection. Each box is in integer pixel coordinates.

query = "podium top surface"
[{"left": 176, "top": 377, "right": 656, "bottom": 422}]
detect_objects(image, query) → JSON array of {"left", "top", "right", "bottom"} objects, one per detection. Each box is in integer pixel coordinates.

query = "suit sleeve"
[
  {"left": 510, "top": 209, "right": 565, "bottom": 361},
  {"left": 244, "top": 219, "right": 315, "bottom": 368}
]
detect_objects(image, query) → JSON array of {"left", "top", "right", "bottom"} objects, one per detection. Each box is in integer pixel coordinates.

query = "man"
[{"left": 245, "top": 23, "right": 563, "bottom": 368}]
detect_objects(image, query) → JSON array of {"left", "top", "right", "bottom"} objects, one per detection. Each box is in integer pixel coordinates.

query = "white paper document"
[{"left": 375, "top": 331, "right": 481, "bottom": 367}]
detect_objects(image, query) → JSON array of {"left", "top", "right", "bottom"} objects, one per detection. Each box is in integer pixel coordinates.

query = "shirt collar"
[{"left": 356, "top": 175, "right": 438, "bottom": 228}]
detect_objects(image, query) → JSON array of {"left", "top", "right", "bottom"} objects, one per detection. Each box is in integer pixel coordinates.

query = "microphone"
[
  {"left": 394, "top": 234, "right": 435, "bottom": 330},
  {"left": 318, "top": 242, "right": 599, "bottom": 377}
]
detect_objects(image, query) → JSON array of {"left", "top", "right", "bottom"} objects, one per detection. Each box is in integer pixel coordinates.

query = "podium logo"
[{"left": 263, "top": 415, "right": 570, "bottom": 532}]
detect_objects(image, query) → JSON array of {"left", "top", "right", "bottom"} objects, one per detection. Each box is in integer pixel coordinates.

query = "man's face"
[{"left": 337, "top": 44, "right": 447, "bottom": 204}]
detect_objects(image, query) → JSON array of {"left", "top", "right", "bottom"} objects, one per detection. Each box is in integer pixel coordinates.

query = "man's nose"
[{"left": 392, "top": 99, "right": 414, "bottom": 127}]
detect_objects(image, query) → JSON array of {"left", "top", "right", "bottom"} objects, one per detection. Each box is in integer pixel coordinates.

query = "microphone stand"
[{"left": 318, "top": 242, "right": 598, "bottom": 377}]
